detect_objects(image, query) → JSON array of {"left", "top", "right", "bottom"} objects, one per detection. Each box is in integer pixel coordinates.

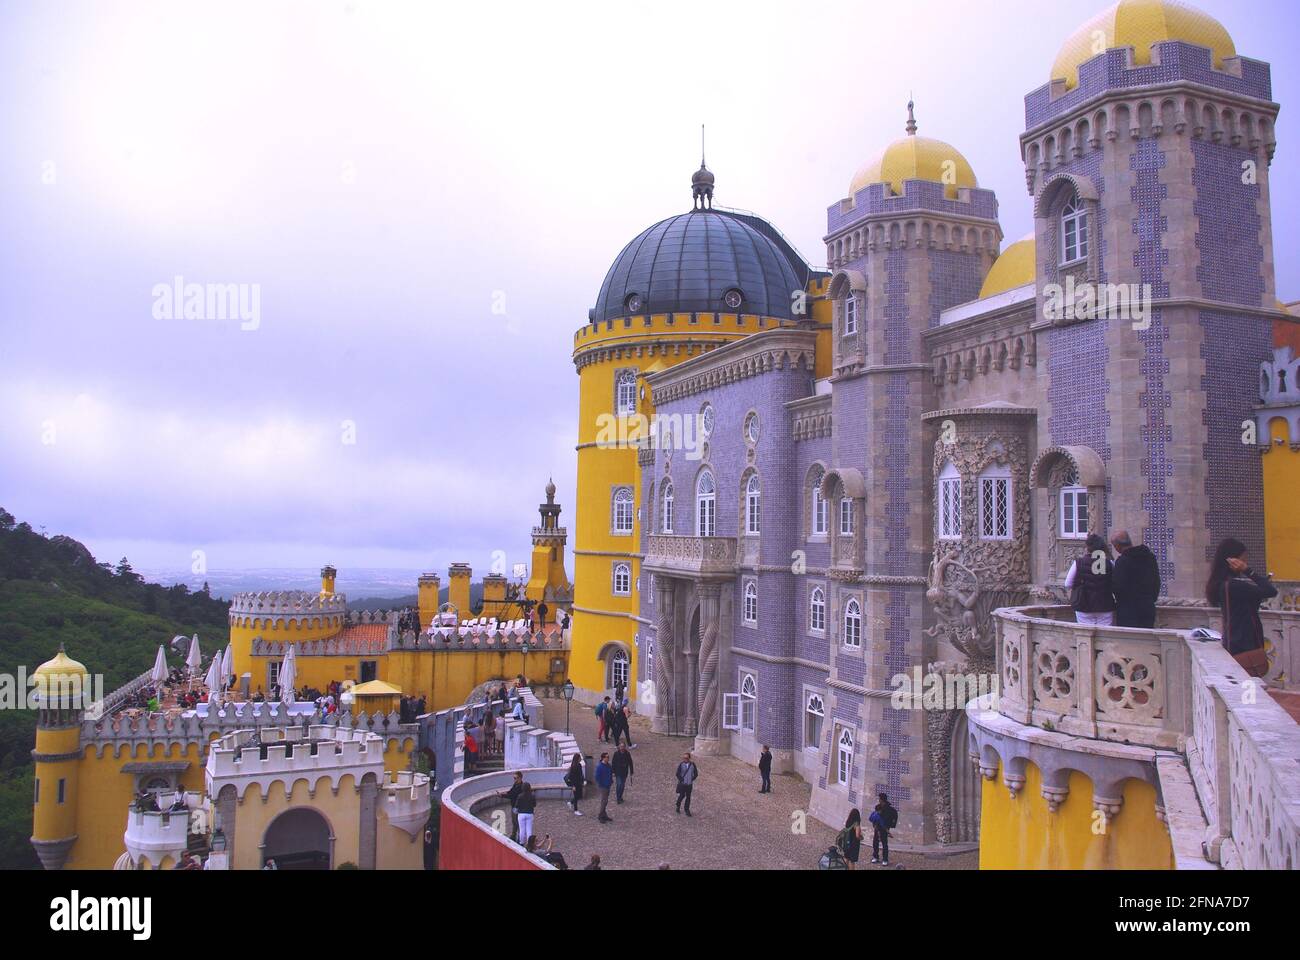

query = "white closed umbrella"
[
  {"left": 279, "top": 645, "right": 297, "bottom": 704},
  {"left": 203, "top": 656, "right": 223, "bottom": 707},
  {"left": 221, "top": 644, "right": 233, "bottom": 687},
  {"left": 185, "top": 634, "right": 202, "bottom": 676},
  {"left": 151, "top": 645, "right": 168, "bottom": 686}
]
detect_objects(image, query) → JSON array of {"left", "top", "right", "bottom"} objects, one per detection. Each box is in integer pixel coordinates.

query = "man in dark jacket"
[
  {"left": 611, "top": 743, "right": 634, "bottom": 803},
  {"left": 499, "top": 772, "right": 524, "bottom": 841},
  {"left": 674, "top": 753, "right": 699, "bottom": 816},
  {"left": 1110, "top": 531, "right": 1162, "bottom": 628},
  {"left": 758, "top": 744, "right": 773, "bottom": 793}
]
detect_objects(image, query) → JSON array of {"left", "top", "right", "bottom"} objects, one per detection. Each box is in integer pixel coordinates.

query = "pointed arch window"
[
  {"left": 810, "top": 468, "right": 828, "bottom": 537},
  {"left": 696, "top": 470, "right": 716, "bottom": 537},
  {"left": 745, "top": 474, "right": 761, "bottom": 535},
  {"left": 615, "top": 369, "right": 637, "bottom": 415},
  {"left": 805, "top": 693, "right": 825, "bottom": 748},
  {"left": 743, "top": 580, "right": 758, "bottom": 624},
  {"left": 844, "top": 598, "right": 862, "bottom": 648},
  {"left": 661, "top": 481, "right": 674, "bottom": 533},
  {"left": 836, "top": 727, "right": 854, "bottom": 785},
  {"left": 809, "top": 587, "right": 826, "bottom": 633}
]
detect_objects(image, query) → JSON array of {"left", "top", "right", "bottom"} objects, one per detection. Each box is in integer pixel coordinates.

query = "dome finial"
[
  {"left": 691, "top": 124, "right": 715, "bottom": 210},
  {"left": 906, "top": 97, "right": 917, "bottom": 136}
]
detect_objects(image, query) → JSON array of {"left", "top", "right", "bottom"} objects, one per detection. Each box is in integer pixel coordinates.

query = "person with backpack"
[
  {"left": 611, "top": 743, "right": 634, "bottom": 804},
  {"left": 564, "top": 752, "right": 585, "bottom": 816},
  {"left": 869, "top": 793, "right": 897, "bottom": 865},
  {"left": 1206, "top": 537, "right": 1278, "bottom": 677},
  {"left": 610, "top": 700, "right": 635, "bottom": 748},
  {"left": 674, "top": 752, "right": 699, "bottom": 816},
  {"left": 1110, "top": 530, "right": 1162, "bottom": 628},
  {"left": 594, "top": 752, "right": 614, "bottom": 823},
  {"left": 595, "top": 696, "right": 611, "bottom": 742},
  {"left": 837, "top": 808, "right": 863, "bottom": 869},
  {"left": 1065, "top": 533, "right": 1117, "bottom": 625}
]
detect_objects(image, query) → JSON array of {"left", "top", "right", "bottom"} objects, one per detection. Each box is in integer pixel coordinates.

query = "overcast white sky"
[{"left": 1, "top": 0, "right": 1296, "bottom": 581}]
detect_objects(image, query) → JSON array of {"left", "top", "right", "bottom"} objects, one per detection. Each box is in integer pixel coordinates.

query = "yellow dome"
[
  {"left": 32, "top": 645, "right": 89, "bottom": 683},
  {"left": 1052, "top": 0, "right": 1235, "bottom": 91},
  {"left": 850, "top": 103, "right": 977, "bottom": 200},
  {"left": 979, "top": 234, "right": 1037, "bottom": 298}
]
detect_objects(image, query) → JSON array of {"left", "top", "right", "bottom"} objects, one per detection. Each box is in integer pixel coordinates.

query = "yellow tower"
[
  {"left": 30, "top": 645, "right": 90, "bottom": 870},
  {"left": 447, "top": 564, "right": 472, "bottom": 620},
  {"left": 417, "top": 573, "right": 442, "bottom": 630},
  {"left": 526, "top": 478, "right": 573, "bottom": 625},
  {"left": 320, "top": 564, "right": 337, "bottom": 596},
  {"left": 227, "top": 565, "right": 347, "bottom": 681},
  {"left": 570, "top": 160, "right": 824, "bottom": 702}
]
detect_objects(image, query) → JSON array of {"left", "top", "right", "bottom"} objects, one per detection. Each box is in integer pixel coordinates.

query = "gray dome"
[{"left": 591, "top": 209, "right": 811, "bottom": 323}]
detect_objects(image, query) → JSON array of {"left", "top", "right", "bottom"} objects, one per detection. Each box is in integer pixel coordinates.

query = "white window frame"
[
  {"left": 615, "top": 369, "right": 638, "bottom": 415},
  {"left": 978, "top": 465, "right": 1013, "bottom": 541},
  {"left": 745, "top": 474, "right": 761, "bottom": 535},
  {"left": 607, "top": 649, "right": 630, "bottom": 690},
  {"left": 839, "top": 497, "right": 854, "bottom": 536},
  {"left": 804, "top": 693, "right": 825, "bottom": 750},
  {"left": 1061, "top": 197, "right": 1089, "bottom": 265},
  {"left": 612, "top": 562, "right": 632, "bottom": 596},
  {"left": 843, "top": 598, "right": 862, "bottom": 648},
  {"left": 835, "top": 726, "right": 854, "bottom": 786},
  {"left": 696, "top": 470, "right": 716, "bottom": 537},
  {"left": 740, "top": 673, "right": 757, "bottom": 732},
  {"left": 1060, "top": 485, "right": 1088, "bottom": 539},
  {"left": 612, "top": 486, "right": 634, "bottom": 535},
  {"left": 938, "top": 461, "right": 962, "bottom": 541},
  {"left": 809, "top": 586, "right": 826, "bottom": 634},
  {"left": 844, "top": 295, "right": 858, "bottom": 336},
  {"left": 661, "top": 481, "right": 674, "bottom": 533},
  {"left": 743, "top": 580, "right": 758, "bottom": 624},
  {"left": 812, "top": 472, "right": 828, "bottom": 537},
  {"left": 722, "top": 693, "right": 741, "bottom": 731}
]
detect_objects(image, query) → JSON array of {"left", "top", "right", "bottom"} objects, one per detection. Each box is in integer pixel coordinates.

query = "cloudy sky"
[{"left": 1, "top": 0, "right": 1297, "bottom": 584}]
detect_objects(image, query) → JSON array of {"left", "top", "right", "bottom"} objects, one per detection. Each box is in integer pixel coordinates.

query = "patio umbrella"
[
  {"left": 185, "top": 634, "right": 202, "bottom": 676},
  {"left": 151, "top": 645, "right": 168, "bottom": 686},
  {"left": 279, "top": 645, "right": 297, "bottom": 704},
  {"left": 203, "top": 655, "right": 223, "bottom": 706},
  {"left": 221, "top": 644, "right": 233, "bottom": 687}
]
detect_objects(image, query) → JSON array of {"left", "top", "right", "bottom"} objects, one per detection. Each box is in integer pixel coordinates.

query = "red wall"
[{"left": 438, "top": 804, "right": 542, "bottom": 871}]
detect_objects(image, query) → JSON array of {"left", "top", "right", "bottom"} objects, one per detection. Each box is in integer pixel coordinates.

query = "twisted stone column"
[
  {"left": 696, "top": 584, "right": 721, "bottom": 739},
  {"left": 653, "top": 576, "right": 675, "bottom": 728}
]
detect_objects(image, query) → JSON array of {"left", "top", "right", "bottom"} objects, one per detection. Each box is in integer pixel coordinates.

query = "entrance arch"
[{"left": 262, "top": 807, "right": 333, "bottom": 870}]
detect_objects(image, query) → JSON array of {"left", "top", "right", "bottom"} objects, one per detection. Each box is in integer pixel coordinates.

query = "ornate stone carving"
[{"left": 696, "top": 585, "right": 721, "bottom": 739}]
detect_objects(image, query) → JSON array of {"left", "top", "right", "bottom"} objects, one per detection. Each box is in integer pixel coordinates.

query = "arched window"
[
  {"left": 607, "top": 648, "right": 630, "bottom": 690},
  {"left": 937, "top": 461, "right": 962, "bottom": 540},
  {"left": 810, "top": 468, "right": 828, "bottom": 537},
  {"left": 661, "top": 481, "right": 674, "bottom": 533},
  {"left": 844, "top": 598, "right": 862, "bottom": 647},
  {"left": 1061, "top": 196, "right": 1089, "bottom": 265},
  {"left": 696, "top": 470, "right": 716, "bottom": 537},
  {"left": 612, "top": 562, "right": 631, "bottom": 596},
  {"left": 836, "top": 727, "right": 854, "bottom": 785},
  {"left": 809, "top": 587, "right": 826, "bottom": 633},
  {"left": 743, "top": 581, "right": 758, "bottom": 624},
  {"left": 740, "top": 673, "right": 757, "bottom": 732},
  {"left": 805, "top": 693, "right": 825, "bottom": 749},
  {"left": 611, "top": 487, "right": 634, "bottom": 534},
  {"left": 978, "top": 463, "right": 1013, "bottom": 540},
  {"left": 615, "top": 369, "right": 637, "bottom": 415},
  {"left": 744, "top": 474, "right": 761, "bottom": 535}
]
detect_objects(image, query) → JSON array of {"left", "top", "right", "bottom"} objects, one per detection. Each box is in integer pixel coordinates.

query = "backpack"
[
  {"left": 883, "top": 805, "right": 898, "bottom": 829},
  {"left": 835, "top": 826, "right": 854, "bottom": 851},
  {"left": 594, "top": 703, "right": 606, "bottom": 717}
]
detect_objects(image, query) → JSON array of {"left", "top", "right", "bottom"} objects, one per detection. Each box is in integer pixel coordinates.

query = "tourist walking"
[
  {"left": 595, "top": 752, "right": 614, "bottom": 823},
  {"left": 758, "top": 744, "right": 773, "bottom": 793},
  {"left": 1206, "top": 537, "right": 1278, "bottom": 677},
  {"left": 596, "top": 696, "right": 611, "bottom": 742},
  {"left": 610, "top": 701, "right": 635, "bottom": 748},
  {"left": 611, "top": 743, "right": 634, "bottom": 803},
  {"left": 565, "top": 752, "right": 585, "bottom": 816},
  {"left": 837, "top": 808, "right": 863, "bottom": 869},
  {"left": 869, "top": 793, "right": 897, "bottom": 865},
  {"left": 1110, "top": 530, "right": 1162, "bottom": 628},
  {"left": 515, "top": 782, "right": 537, "bottom": 846},
  {"left": 500, "top": 771, "right": 524, "bottom": 841},
  {"left": 1065, "top": 533, "right": 1117, "bottom": 626},
  {"left": 674, "top": 752, "right": 699, "bottom": 816}
]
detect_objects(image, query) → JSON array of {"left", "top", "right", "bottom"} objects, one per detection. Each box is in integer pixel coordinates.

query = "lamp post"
[
  {"left": 521, "top": 639, "right": 531, "bottom": 689},
  {"left": 562, "top": 679, "right": 575, "bottom": 734}
]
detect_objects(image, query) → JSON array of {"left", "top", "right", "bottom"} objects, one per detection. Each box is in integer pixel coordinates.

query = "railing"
[
  {"left": 123, "top": 792, "right": 203, "bottom": 867},
  {"left": 644, "top": 535, "right": 737, "bottom": 577}
]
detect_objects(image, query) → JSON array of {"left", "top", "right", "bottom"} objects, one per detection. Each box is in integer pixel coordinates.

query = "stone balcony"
[
  {"left": 643, "top": 535, "right": 737, "bottom": 579},
  {"left": 123, "top": 792, "right": 203, "bottom": 868},
  {"left": 379, "top": 770, "right": 432, "bottom": 837}
]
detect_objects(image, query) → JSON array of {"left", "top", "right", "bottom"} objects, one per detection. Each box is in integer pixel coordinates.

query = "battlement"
[
  {"left": 380, "top": 769, "right": 433, "bottom": 836},
  {"left": 205, "top": 724, "right": 384, "bottom": 782},
  {"left": 229, "top": 590, "right": 348, "bottom": 617}
]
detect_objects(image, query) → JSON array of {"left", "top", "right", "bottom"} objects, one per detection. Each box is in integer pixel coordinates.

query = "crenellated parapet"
[{"left": 229, "top": 590, "right": 348, "bottom": 618}]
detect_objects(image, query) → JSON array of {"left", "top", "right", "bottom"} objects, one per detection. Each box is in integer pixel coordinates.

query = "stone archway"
[
  {"left": 948, "top": 710, "right": 980, "bottom": 844},
  {"left": 262, "top": 807, "right": 333, "bottom": 870}
]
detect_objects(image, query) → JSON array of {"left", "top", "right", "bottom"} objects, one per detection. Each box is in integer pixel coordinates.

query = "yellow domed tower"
[
  {"left": 570, "top": 159, "right": 829, "bottom": 703},
  {"left": 849, "top": 101, "right": 978, "bottom": 201},
  {"left": 30, "top": 645, "right": 90, "bottom": 870}
]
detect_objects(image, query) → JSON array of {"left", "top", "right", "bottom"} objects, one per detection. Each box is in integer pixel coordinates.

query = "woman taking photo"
[{"left": 1206, "top": 538, "right": 1278, "bottom": 677}]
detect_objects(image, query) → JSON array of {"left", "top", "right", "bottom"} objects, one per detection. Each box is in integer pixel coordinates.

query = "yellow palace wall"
[
  {"left": 1263, "top": 417, "right": 1300, "bottom": 582},
  {"left": 229, "top": 615, "right": 343, "bottom": 681},
  {"left": 978, "top": 762, "right": 1174, "bottom": 870}
]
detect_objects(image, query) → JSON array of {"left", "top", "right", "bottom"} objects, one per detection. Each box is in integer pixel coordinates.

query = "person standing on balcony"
[
  {"left": 1110, "top": 531, "right": 1162, "bottom": 628},
  {"left": 1206, "top": 538, "right": 1278, "bottom": 677},
  {"left": 1065, "top": 533, "right": 1117, "bottom": 626}
]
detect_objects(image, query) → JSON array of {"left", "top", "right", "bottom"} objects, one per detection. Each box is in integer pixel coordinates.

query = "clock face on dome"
[
  {"left": 723, "top": 289, "right": 744, "bottom": 310},
  {"left": 625, "top": 293, "right": 643, "bottom": 314}
]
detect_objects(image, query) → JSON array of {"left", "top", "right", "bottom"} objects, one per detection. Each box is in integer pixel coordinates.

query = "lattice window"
[
  {"left": 938, "top": 461, "right": 962, "bottom": 540},
  {"left": 978, "top": 467, "right": 1012, "bottom": 540}
]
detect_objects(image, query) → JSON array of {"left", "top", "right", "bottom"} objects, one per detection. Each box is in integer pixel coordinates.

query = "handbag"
[{"left": 1224, "top": 579, "right": 1269, "bottom": 678}]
